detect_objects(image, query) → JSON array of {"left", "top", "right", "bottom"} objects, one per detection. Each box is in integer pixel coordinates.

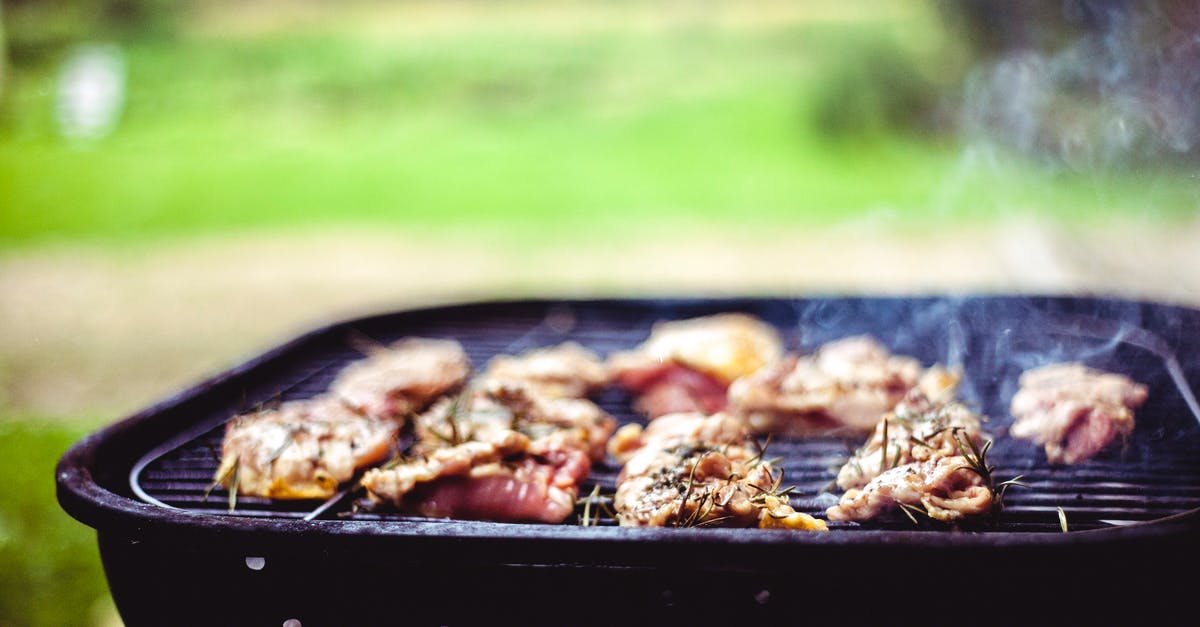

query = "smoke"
[{"left": 959, "top": 1, "right": 1200, "bottom": 169}]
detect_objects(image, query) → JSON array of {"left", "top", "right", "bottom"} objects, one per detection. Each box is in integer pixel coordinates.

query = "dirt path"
[{"left": 3, "top": 219, "right": 1199, "bottom": 420}]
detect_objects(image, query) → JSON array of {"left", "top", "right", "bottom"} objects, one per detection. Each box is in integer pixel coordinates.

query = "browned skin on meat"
[
  {"left": 359, "top": 429, "right": 590, "bottom": 523},
  {"left": 614, "top": 442, "right": 826, "bottom": 530},
  {"left": 728, "top": 335, "right": 960, "bottom": 437},
  {"left": 330, "top": 337, "right": 472, "bottom": 421},
  {"left": 835, "top": 391, "right": 987, "bottom": 491},
  {"left": 413, "top": 382, "right": 616, "bottom": 462},
  {"left": 606, "top": 411, "right": 748, "bottom": 464},
  {"left": 362, "top": 343, "right": 617, "bottom": 523},
  {"left": 480, "top": 341, "right": 609, "bottom": 399},
  {"left": 215, "top": 397, "right": 398, "bottom": 499},
  {"left": 609, "top": 313, "right": 784, "bottom": 418},
  {"left": 609, "top": 411, "right": 825, "bottom": 530},
  {"left": 826, "top": 456, "right": 993, "bottom": 523},
  {"left": 1009, "top": 362, "right": 1148, "bottom": 465}
]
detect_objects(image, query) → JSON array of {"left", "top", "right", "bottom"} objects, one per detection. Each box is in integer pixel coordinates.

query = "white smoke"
[{"left": 960, "top": 2, "right": 1200, "bottom": 168}]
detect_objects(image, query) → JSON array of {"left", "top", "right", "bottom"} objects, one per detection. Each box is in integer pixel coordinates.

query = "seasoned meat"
[
  {"left": 215, "top": 397, "right": 397, "bottom": 500},
  {"left": 727, "top": 335, "right": 960, "bottom": 436},
  {"left": 606, "top": 411, "right": 749, "bottom": 464},
  {"left": 614, "top": 442, "right": 826, "bottom": 530},
  {"left": 835, "top": 392, "right": 987, "bottom": 491},
  {"left": 609, "top": 313, "right": 784, "bottom": 417},
  {"left": 1009, "top": 362, "right": 1148, "bottom": 465},
  {"left": 413, "top": 382, "right": 616, "bottom": 462},
  {"left": 364, "top": 359, "right": 615, "bottom": 524},
  {"left": 480, "top": 342, "right": 609, "bottom": 399},
  {"left": 330, "top": 337, "right": 472, "bottom": 421},
  {"left": 360, "top": 429, "right": 589, "bottom": 523},
  {"left": 826, "top": 456, "right": 993, "bottom": 523}
]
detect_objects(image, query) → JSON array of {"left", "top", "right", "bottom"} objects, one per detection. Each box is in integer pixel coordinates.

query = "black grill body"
[{"left": 57, "top": 296, "right": 1200, "bottom": 626}]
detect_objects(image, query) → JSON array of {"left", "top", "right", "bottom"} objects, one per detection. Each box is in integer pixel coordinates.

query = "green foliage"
[
  {"left": 810, "top": 35, "right": 942, "bottom": 139},
  {"left": 0, "top": 418, "right": 114, "bottom": 627},
  {"left": 0, "top": 1, "right": 1196, "bottom": 248}
]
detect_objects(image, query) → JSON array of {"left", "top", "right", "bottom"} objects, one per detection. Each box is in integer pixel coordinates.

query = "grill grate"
[{"left": 131, "top": 300, "right": 1200, "bottom": 532}]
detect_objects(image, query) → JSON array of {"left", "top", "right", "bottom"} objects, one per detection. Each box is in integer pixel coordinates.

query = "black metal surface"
[{"left": 56, "top": 295, "right": 1200, "bottom": 626}]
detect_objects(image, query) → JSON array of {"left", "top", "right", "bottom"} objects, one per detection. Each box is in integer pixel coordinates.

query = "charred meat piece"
[
  {"left": 215, "top": 397, "right": 397, "bottom": 500},
  {"left": 1009, "top": 362, "right": 1148, "bottom": 465},
  {"left": 614, "top": 441, "right": 826, "bottom": 530},
  {"left": 835, "top": 392, "right": 987, "bottom": 491},
  {"left": 826, "top": 456, "right": 993, "bottom": 523},
  {"left": 728, "top": 335, "right": 960, "bottom": 436},
  {"left": 606, "top": 411, "right": 749, "bottom": 465},
  {"left": 330, "top": 337, "right": 472, "bottom": 421},
  {"left": 360, "top": 429, "right": 589, "bottom": 523},
  {"left": 480, "top": 342, "right": 609, "bottom": 399},
  {"left": 609, "top": 313, "right": 784, "bottom": 418}
]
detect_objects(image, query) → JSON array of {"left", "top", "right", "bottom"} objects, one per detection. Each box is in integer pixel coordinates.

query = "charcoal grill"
[{"left": 57, "top": 296, "right": 1200, "bottom": 626}]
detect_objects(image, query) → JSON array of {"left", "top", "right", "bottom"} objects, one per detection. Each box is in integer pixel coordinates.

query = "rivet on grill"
[
  {"left": 755, "top": 590, "right": 771, "bottom": 605},
  {"left": 282, "top": 619, "right": 302, "bottom": 627},
  {"left": 245, "top": 556, "right": 266, "bottom": 571}
]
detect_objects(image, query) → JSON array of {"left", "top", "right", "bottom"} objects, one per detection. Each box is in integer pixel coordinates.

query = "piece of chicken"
[
  {"left": 826, "top": 456, "right": 993, "bottom": 523},
  {"left": 727, "top": 335, "right": 960, "bottom": 437},
  {"left": 606, "top": 411, "right": 749, "bottom": 465},
  {"left": 834, "top": 391, "right": 987, "bottom": 491},
  {"left": 360, "top": 428, "right": 590, "bottom": 523},
  {"left": 330, "top": 337, "right": 472, "bottom": 422},
  {"left": 614, "top": 441, "right": 826, "bottom": 530},
  {"left": 479, "top": 342, "right": 609, "bottom": 399},
  {"left": 1009, "top": 362, "right": 1148, "bottom": 465},
  {"left": 608, "top": 313, "right": 784, "bottom": 418},
  {"left": 413, "top": 382, "right": 617, "bottom": 463},
  {"left": 215, "top": 397, "right": 398, "bottom": 500}
]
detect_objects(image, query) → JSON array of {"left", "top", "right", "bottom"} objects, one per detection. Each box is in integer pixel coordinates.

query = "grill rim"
[{"left": 57, "top": 293, "right": 1200, "bottom": 558}]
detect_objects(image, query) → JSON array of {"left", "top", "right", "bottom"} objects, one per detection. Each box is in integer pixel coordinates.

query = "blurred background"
[{"left": 2, "top": 0, "right": 1199, "bottom": 624}]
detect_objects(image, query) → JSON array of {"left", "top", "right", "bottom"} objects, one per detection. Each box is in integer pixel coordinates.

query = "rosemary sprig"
[
  {"left": 227, "top": 463, "right": 240, "bottom": 512},
  {"left": 581, "top": 484, "right": 598, "bottom": 526},
  {"left": 577, "top": 484, "right": 615, "bottom": 527},
  {"left": 266, "top": 429, "right": 296, "bottom": 466},
  {"left": 880, "top": 417, "right": 889, "bottom": 472},
  {"left": 951, "top": 428, "right": 1028, "bottom": 509},
  {"left": 746, "top": 434, "right": 773, "bottom": 468},
  {"left": 673, "top": 453, "right": 706, "bottom": 527},
  {"left": 203, "top": 455, "right": 239, "bottom": 506},
  {"left": 896, "top": 501, "right": 929, "bottom": 526}
]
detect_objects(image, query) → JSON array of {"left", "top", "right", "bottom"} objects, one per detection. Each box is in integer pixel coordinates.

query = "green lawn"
[
  {"left": 0, "top": 419, "right": 116, "bottom": 627},
  {"left": 3, "top": 2, "right": 1196, "bottom": 249}
]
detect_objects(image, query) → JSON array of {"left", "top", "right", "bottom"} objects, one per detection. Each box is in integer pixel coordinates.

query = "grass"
[
  {"left": 0, "top": 417, "right": 116, "bottom": 627},
  {"left": 2, "top": 1, "right": 1196, "bottom": 249}
]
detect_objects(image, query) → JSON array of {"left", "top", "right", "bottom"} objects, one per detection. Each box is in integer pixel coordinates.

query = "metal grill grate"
[{"left": 130, "top": 299, "right": 1200, "bottom": 532}]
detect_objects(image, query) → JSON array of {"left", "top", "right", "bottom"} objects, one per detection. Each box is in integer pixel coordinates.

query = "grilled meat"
[
  {"left": 362, "top": 343, "right": 617, "bottom": 523},
  {"left": 826, "top": 456, "right": 993, "bottom": 523},
  {"left": 330, "top": 337, "right": 472, "bottom": 421},
  {"left": 215, "top": 397, "right": 397, "bottom": 500},
  {"left": 611, "top": 411, "right": 826, "bottom": 530},
  {"left": 413, "top": 382, "right": 616, "bottom": 462},
  {"left": 835, "top": 392, "right": 987, "bottom": 491},
  {"left": 360, "top": 428, "right": 589, "bottom": 523},
  {"left": 480, "top": 341, "right": 609, "bottom": 399},
  {"left": 615, "top": 441, "right": 826, "bottom": 530},
  {"left": 609, "top": 313, "right": 784, "bottom": 417},
  {"left": 728, "top": 335, "right": 960, "bottom": 436},
  {"left": 1009, "top": 362, "right": 1148, "bottom": 465},
  {"left": 606, "top": 411, "right": 748, "bottom": 464}
]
